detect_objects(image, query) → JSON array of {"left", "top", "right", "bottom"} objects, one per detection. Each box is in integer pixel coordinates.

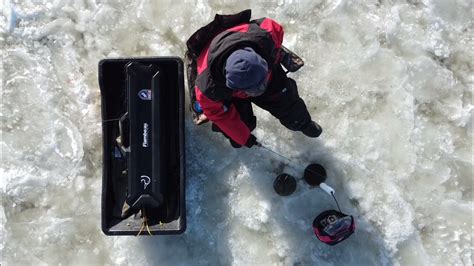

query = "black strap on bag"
[{"left": 184, "top": 51, "right": 199, "bottom": 118}]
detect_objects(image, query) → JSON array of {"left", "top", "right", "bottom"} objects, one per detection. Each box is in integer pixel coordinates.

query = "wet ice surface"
[{"left": 1, "top": 0, "right": 473, "bottom": 265}]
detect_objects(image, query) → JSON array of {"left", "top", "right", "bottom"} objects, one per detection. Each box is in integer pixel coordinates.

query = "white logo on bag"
[
  {"left": 138, "top": 89, "right": 151, "bottom": 100},
  {"left": 142, "top": 123, "right": 149, "bottom": 147},
  {"left": 140, "top": 175, "right": 151, "bottom": 190}
]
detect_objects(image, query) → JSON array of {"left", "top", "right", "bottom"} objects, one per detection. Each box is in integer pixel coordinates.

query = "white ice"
[{"left": 1, "top": 0, "right": 472, "bottom": 265}]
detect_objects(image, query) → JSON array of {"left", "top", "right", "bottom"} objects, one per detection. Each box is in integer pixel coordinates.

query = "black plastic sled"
[{"left": 98, "top": 57, "right": 186, "bottom": 235}]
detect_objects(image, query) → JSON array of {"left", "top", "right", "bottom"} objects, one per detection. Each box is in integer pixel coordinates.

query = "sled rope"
[{"left": 136, "top": 208, "right": 153, "bottom": 236}]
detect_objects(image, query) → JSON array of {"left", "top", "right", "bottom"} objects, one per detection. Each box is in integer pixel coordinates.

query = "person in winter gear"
[{"left": 185, "top": 10, "right": 322, "bottom": 148}]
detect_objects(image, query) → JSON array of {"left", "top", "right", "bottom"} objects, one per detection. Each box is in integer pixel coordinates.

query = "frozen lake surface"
[{"left": 1, "top": 0, "right": 472, "bottom": 265}]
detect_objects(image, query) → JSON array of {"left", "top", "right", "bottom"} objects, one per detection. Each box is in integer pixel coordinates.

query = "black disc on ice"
[
  {"left": 273, "top": 174, "right": 297, "bottom": 196},
  {"left": 303, "top": 164, "right": 327, "bottom": 186}
]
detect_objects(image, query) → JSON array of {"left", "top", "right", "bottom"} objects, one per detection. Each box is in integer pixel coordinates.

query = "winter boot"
[{"left": 301, "top": 121, "right": 322, "bottom": 138}]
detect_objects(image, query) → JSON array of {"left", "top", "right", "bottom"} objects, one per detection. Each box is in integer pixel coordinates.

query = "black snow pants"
[{"left": 212, "top": 65, "right": 312, "bottom": 147}]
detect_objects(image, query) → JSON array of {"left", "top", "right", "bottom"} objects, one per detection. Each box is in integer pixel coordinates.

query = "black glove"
[
  {"left": 229, "top": 139, "right": 242, "bottom": 148},
  {"left": 245, "top": 134, "right": 258, "bottom": 148}
]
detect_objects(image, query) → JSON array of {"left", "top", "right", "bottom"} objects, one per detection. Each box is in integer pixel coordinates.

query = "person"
[{"left": 185, "top": 9, "right": 322, "bottom": 148}]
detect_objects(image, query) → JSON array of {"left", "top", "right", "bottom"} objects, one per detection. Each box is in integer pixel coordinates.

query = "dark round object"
[
  {"left": 273, "top": 174, "right": 297, "bottom": 196},
  {"left": 303, "top": 164, "right": 327, "bottom": 186}
]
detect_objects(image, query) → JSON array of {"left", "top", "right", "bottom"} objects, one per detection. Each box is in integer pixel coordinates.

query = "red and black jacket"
[{"left": 186, "top": 10, "right": 284, "bottom": 145}]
